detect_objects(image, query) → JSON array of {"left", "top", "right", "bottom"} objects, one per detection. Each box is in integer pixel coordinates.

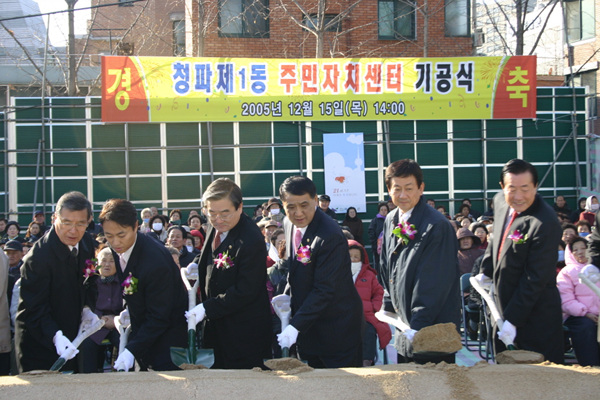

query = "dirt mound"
[
  {"left": 264, "top": 357, "right": 314, "bottom": 374},
  {"left": 495, "top": 350, "right": 544, "bottom": 364},
  {"left": 413, "top": 323, "right": 462, "bottom": 353}
]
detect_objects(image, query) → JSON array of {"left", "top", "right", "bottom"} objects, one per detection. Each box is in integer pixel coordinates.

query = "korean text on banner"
[{"left": 101, "top": 56, "right": 537, "bottom": 123}]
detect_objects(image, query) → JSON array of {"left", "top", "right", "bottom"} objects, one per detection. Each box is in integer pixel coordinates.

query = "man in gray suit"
[{"left": 380, "top": 159, "right": 460, "bottom": 363}]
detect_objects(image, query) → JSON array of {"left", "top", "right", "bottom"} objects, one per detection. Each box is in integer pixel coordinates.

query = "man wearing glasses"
[
  {"left": 186, "top": 178, "right": 271, "bottom": 369},
  {"left": 15, "top": 191, "right": 95, "bottom": 373}
]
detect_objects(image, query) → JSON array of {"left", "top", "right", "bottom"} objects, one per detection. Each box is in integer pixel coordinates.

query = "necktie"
[
  {"left": 119, "top": 255, "right": 127, "bottom": 272},
  {"left": 71, "top": 247, "right": 78, "bottom": 258},
  {"left": 498, "top": 211, "right": 518, "bottom": 258},
  {"left": 213, "top": 231, "right": 222, "bottom": 250},
  {"left": 294, "top": 229, "right": 303, "bottom": 249}
]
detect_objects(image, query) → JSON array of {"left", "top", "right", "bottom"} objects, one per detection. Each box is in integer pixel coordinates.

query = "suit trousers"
[{"left": 299, "top": 345, "right": 362, "bottom": 368}]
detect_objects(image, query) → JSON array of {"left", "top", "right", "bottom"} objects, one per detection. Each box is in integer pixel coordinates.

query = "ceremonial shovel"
[
  {"left": 50, "top": 307, "right": 105, "bottom": 371},
  {"left": 470, "top": 276, "right": 516, "bottom": 350},
  {"left": 170, "top": 264, "right": 214, "bottom": 368},
  {"left": 114, "top": 307, "right": 132, "bottom": 371},
  {"left": 271, "top": 294, "right": 292, "bottom": 357}
]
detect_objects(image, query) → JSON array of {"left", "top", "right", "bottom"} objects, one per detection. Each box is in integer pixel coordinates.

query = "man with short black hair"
[
  {"left": 15, "top": 191, "right": 95, "bottom": 373},
  {"left": 277, "top": 176, "right": 363, "bottom": 368},
  {"left": 481, "top": 159, "right": 564, "bottom": 363},
  {"left": 380, "top": 159, "right": 460, "bottom": 364},
  {"left": 99, "top": 198, "right": 187, "bottom": 371}
]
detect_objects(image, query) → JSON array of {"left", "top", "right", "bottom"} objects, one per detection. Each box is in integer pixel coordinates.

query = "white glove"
[
  {"left": 271, "top": 294, "right": 291, "bottom": 310},
  {"left": 402, "top": 328, "right": 418, "bottom": 343},
  {"left": 185, "top": 303, "right": 206, "bottom": 324},
  {"left": 117, "top": 308, "right": 130, "bottom": 327},
  {"left": 498, "top": 320, "right": 517, "bottom": 347},
  {"left": 277, "top": 324, "right": 299, "bottom": 348},
  {"left": 184, "top": 262, "right": 199, "bottom": 280},
  {"left": 581, "top": 264, "right": 600, "bottom": 284},
  {"left": 475, "top": 273, "right": 493, "bottom": 289},
  {"left": 114, "top": 348, "right": 135, "bottom": 372},
  {"left": 53, "top": 330, "right": 79, "bottom": 359},
  {"left": 81, "top": 307, "right": 97, "bottom": 325}
]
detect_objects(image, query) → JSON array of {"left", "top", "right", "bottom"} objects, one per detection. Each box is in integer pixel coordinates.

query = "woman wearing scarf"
[{"left": 579, "top": 195, "right": 599, "bottom": 225}]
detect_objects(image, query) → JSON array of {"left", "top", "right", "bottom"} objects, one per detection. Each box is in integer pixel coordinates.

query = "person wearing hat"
[
  {"left": 457, "top": 228, "right": 484, "bottom": 276},
  {"left": 265, "top": 197, "right": 285, "bottom": 224},
  {"left": 4, "top": 240, "right": 24, "bottom": 301},
  {"left": 318, "top": 194, "right": 337, "bottom": 221},
  {"left": 33, "top": 211, "right": 50, "bottom": 234}
]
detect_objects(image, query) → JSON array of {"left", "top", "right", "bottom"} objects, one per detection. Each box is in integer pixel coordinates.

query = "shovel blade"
[
  {"left": 170, "top": 347, "right": 214, "bottom": 368},
  {"left": 171, "top": 329, "right": 214, "bottom": 367}
]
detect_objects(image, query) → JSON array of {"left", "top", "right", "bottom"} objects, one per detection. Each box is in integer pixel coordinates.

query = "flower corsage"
[
  {"left": 83, "top": 258, "right": 98, "bottom": 279},
  {"left": 122, "top": 272, "right": 138, "bottom": 295},
  {"left": 214, "top": 251, "right": 234, "bottom": 269},
  {"left": 296, "top": 245, "right": 311, "bottom": 265},
  {"left": 392, "top": 220, "right": 417, "bottom": 245},
  {"left": 508, "top": 229, "right": 528, "bottom": 244}
]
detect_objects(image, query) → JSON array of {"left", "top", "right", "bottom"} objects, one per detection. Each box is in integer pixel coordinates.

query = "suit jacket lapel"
[
  {"left": 389, "top": 208, "right": 404, "bottom": 254},
  {"left": 495, "top": 199, "right": 510, "bottom": 265}
]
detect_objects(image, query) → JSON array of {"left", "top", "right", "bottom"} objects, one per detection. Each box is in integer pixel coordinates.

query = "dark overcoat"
[
  {"left": 380, "top": 197, "right": 461, "bottom": 358},
  {"left": 482, "top": 192, "right": 564, "bottom": 363},
  {"left": 194, "top": 213, "right": 272, "bottom": 369},
  {"left": 15, "top": 227, "right": 94, "bottom": 372}
]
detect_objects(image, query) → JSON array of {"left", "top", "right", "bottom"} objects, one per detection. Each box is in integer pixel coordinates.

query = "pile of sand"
[
  {"left": 2, "top": 362, "right": 598, "bottom": 399},
  {"left": 264, "top": 357, "right": 314, "bottom": 374},
  {"left": 495, "top": 350, "right": 545, "bottom": 364},
  {"left": 412, "top": 323, "right": 463, "bottom": 354}
]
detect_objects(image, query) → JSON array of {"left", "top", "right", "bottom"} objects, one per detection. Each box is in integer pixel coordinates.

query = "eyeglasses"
[
  {"left": 58, "top": 218, "right": 88, "bottom": 230},
  {"left": 204, "top": 208, "right": 234, "bottom": 221}
]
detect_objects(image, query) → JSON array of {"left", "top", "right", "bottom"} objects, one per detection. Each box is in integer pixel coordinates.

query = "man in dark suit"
[
  {"left": 186, "top": 178, "right": 271, "bottom": 369},
  {"left": 15, "top": 191, "right": 95, "bottom": 373},
  {"left": 99, "top": 199, "right": 187, "bottom": 371},
  {"left": 379, "top": 160, "right": 461, "bottom": 364},
  {"left": 481, "top": 159, "right": 564, "bottom": 363},
  {"left": 277, "top": 176, "right": 363, "bottom": 368}
]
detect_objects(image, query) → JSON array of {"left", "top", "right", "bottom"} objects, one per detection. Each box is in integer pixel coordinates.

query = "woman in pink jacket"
[
  {"left": 348, "top": 240, "right": 392, "bottom": 366},
  {"left": 557, "top": 236, "right": 600, "bottom": 366}
]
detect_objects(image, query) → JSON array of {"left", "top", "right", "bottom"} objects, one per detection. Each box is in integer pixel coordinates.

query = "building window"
[
  {"left": 219, "top": 0, "right": 269, "bottom": 38},
  {"left": 302, "top": 14, "right": 341, "bottom": 32},
  {"left": 173, "top": 20, "right": 185, "bottom": 56},
  {"left": 565, "top": 0, "right": 595, "bottom": 42},
  {"left": 378, "top": 0, "right": 416, "bottom": 40},
  {"left": 445, "top": 0, "right": 469, "bottom": 37},
  {"left": 118, "top": 0, "right": 134, "bottom": 7}
]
